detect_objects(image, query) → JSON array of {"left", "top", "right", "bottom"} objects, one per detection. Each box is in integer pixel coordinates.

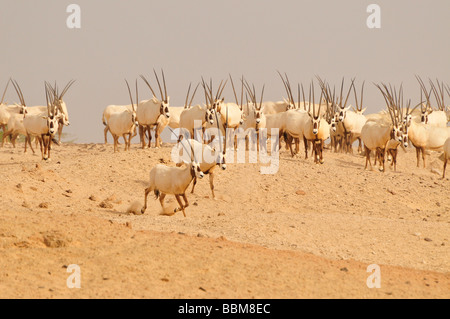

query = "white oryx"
[
  {"left": 361, "top": 84, "right": 408, "bottom": 172},
  {"left": 140, "top": 139, "right": 204, "bottom": 217},
  {"left": 172, "top": 108, "right": 227, "bottom": 199},
  {"left": 301, "top": 82, "right": 330, "bottom": 164},
  {"left": 137, "top": 69, "right": 170, "bottom": 148},
  {"left": 402, "top": 78, "right": 450, "bottom": 168},
  {"left": 20, "top": 82, "right": 64, "bottom": 160},
  {"left": 107, "top": 80, "right": 138, "bottom": 153},
  {"left": 102, "top": 104, "right": 135, "bottom": 144}
]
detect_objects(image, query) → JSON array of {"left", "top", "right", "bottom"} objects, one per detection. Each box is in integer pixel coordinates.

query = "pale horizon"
[{"left": 1, "top": 0, "right": 449, "bottom": 143}]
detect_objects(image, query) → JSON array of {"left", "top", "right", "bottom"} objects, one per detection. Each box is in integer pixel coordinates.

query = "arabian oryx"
[
  {"left": 141, "top": 135, "right": 204, "bottom": 217},
  {"left": 361, "top": 84, "right": 409, "bottom": 172},
  {"left": 404, "top": 80, "right": 450, "bottom": 168},
  {"left": 301, "top": 81, "right": 331, "bottom": 164},
  {"left": 21, "top": 82, "right": 64, "bottom": 161},
  {"left": 137, "top": 69, "right": 170, "bottom": 148},
  {"left": 107, "top": 80, "right": 138, "bottom": 152}
]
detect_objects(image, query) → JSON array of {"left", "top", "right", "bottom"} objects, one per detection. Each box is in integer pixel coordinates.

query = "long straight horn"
[
  {"left": 259, "top": 85, "right": 265, "bottom": 111},
  {"left": 429, "top": 79, "right": 443, "bottom": 111},
  {"left": 161, "top": 69, "right": 168, "bottom": 102},
  {"left": 125, "top": 79, "right": 135, "bottom": 111},
  {"left": 284, "top": 73, "right": 295, "bottom": 105},
  {"left": 0, "top": 78, "right": 10, "bottom": 104},
  {"left": 153, "top": 68, "right": 164, "bottom": 101},
  {"left": 11, "top": 79, "right": 25, "bottom": 106},
  {"left": 339, "top": 77, "right": 345, "bottom": 108},
  {"left": 215, "top": 79, "right": 224, "bottom": 100},
  {"left": 59, "top": 79, "right": 76, "bottom": 100},
  {"left": 352, "top": 81, "right": 359, "bottom": 112},
  {"left": 217, "top": 79, "right": 228, "bottom": 100},
  {"left": 184, "top": 83, "right": 192, "bottom": 108},
  {"left": 312, "top": 81, "right": 316, "bottom": 117},
  {"left": 277, "top": 70, "right": 289, "bottom": 97},
  {"left": 415, "top": 75, "right": 431, "bottom": 108},
  {"left": 44, "top": 83, "right": 50, "bottom": 117},
  {"left": 308, "top": 82, "right": 312, "bottom": 114},
  {"left": 135, "top": 79, "right": 138, "bottom": 112},
  {"left": 240, "top": 75, "right": 244, "bottom": 110},
  {"left": 360, "top": 81, "right": 365, "bottom": 112},
  {"left": 301, "top": 83, "right": 306, "bottom": 110},
  {"left": 140, "top": 74, "right": 157, "bottom": 99},
  {"left": 189, "top": 83, "right": 200, "bottom": 108},
  {"left": 445, "top": 84, "right": 450, "bottom": 100},
  {"left": 201, "top": 77, "right": 212, "bottom": 107},
  {"left": 317, "top": 89, "right": 323, "bottom": 118},
  {"left": 229, "top": 74, "right": 239, "bottom": 106},
  {"left": 343, "top": 78, "right": 355, "bottom": 109}
]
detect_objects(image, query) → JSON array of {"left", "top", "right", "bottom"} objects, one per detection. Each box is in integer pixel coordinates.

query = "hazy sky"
[{"left": 1, "top": 0, "right": 449, "bottom": 143}]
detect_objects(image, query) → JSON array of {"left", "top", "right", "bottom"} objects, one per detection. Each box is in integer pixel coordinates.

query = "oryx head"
[
  {"left": 377, "top": 82, "right": 410, "bottom": 150},
  {"left": 183, "top": 140, "right": 203, "bottom": 179},
  {"left": 336, "top": 78, "right": 355, "bottom": 122},
  {"left": 306, "top": 81, "right": 323, "bottom": 136},
  {"left": 140, "top": 69, "right": 170, "bottom": 118},
  {"left": 242, "top": 77, "right": 265, "bottom": 132},
  {"left": 43, "top": 83, "right": 61, "bottom": 136},
  {"left": 48, "top": 80, "right": 75, "bottom": 126}
]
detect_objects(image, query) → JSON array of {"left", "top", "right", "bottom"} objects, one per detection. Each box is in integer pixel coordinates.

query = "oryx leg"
[
  {"left": 174, "top": 194, "right": 186, "bottom": 217},
  {"left": 104, "top": 125, "right": 109, "bottom": 144},
  {"left": 1, "top": 128, "right": 12, "bottom": 147},
  {"left": 113, "top": 135, "right": 119, "bottom": 153},
  {"left": 158, "top": 193, "right": 166, "bottom": 210},
  {"left": 443, "top": 155, "right": 447, "bottom": 179},
  {"left": 421, "top": 147, "right": 426, "bottom": 168},
  {"left": 149, "top": 125, "right": 152, "bottom": 148},
  {"left": 190, "top": 176, "right": 197, "bottom": 194},
  {"left": 209, "top": 172, "right": 215, "bottom": 199},
  {"left": 41, "top": 134, "right": 48, "bottom": 160},
  {"left": 141, "top": 185, "right": 155, "bottom": 214},
  {"left": 364, "top": 145, "right": 372, "bottom": 170},
  {"left": 415, "top": 147, "right": 421, "bottom": 167},
  {"left": 182, "top": 193, "right": 189, "bottom": 209},
  {"left": 57, "top": 123, "right": 63, "bottom": 144},
  {"left": 303, "top": 137, "right": 308, "bottom": 159}
]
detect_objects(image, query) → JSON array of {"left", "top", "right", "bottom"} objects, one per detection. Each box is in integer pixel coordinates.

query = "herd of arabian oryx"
[{"left": 0, "top": 71, "right": 449, "bottom": 216}]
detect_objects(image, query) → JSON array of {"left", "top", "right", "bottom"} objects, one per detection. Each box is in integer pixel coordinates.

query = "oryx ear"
[
  {"left": 428, "top": 109, "right": 433, "bottom": 114},
  {"left": 42, "top": 116, "right": 48, "bottom": 120},
  {"left": 361, "top": 107, "right": 367, "bottom": 114},
  {"left": 166, "top": 96, "right": 170, "bottom": 103},
  {"left": 283, "top": 97, "right": 289, "bottom": 104},
  {"left": 345, "top": 105, "right": 351, "bottom": 111},
  {"left": 221, "top": 97, "right": 224, "bottom": 102}
]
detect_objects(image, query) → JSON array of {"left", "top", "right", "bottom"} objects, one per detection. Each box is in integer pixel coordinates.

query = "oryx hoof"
[
  {"left": 320, "top": 159, "right": 325, "bottom": 164},
  {"left": 140, "top": 208, "right": 146, "bottom": 214}
]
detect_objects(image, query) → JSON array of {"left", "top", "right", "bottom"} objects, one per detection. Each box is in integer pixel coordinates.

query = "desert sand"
[{"left": 0, "top": 140, "right": 448, "bottom": 298}]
